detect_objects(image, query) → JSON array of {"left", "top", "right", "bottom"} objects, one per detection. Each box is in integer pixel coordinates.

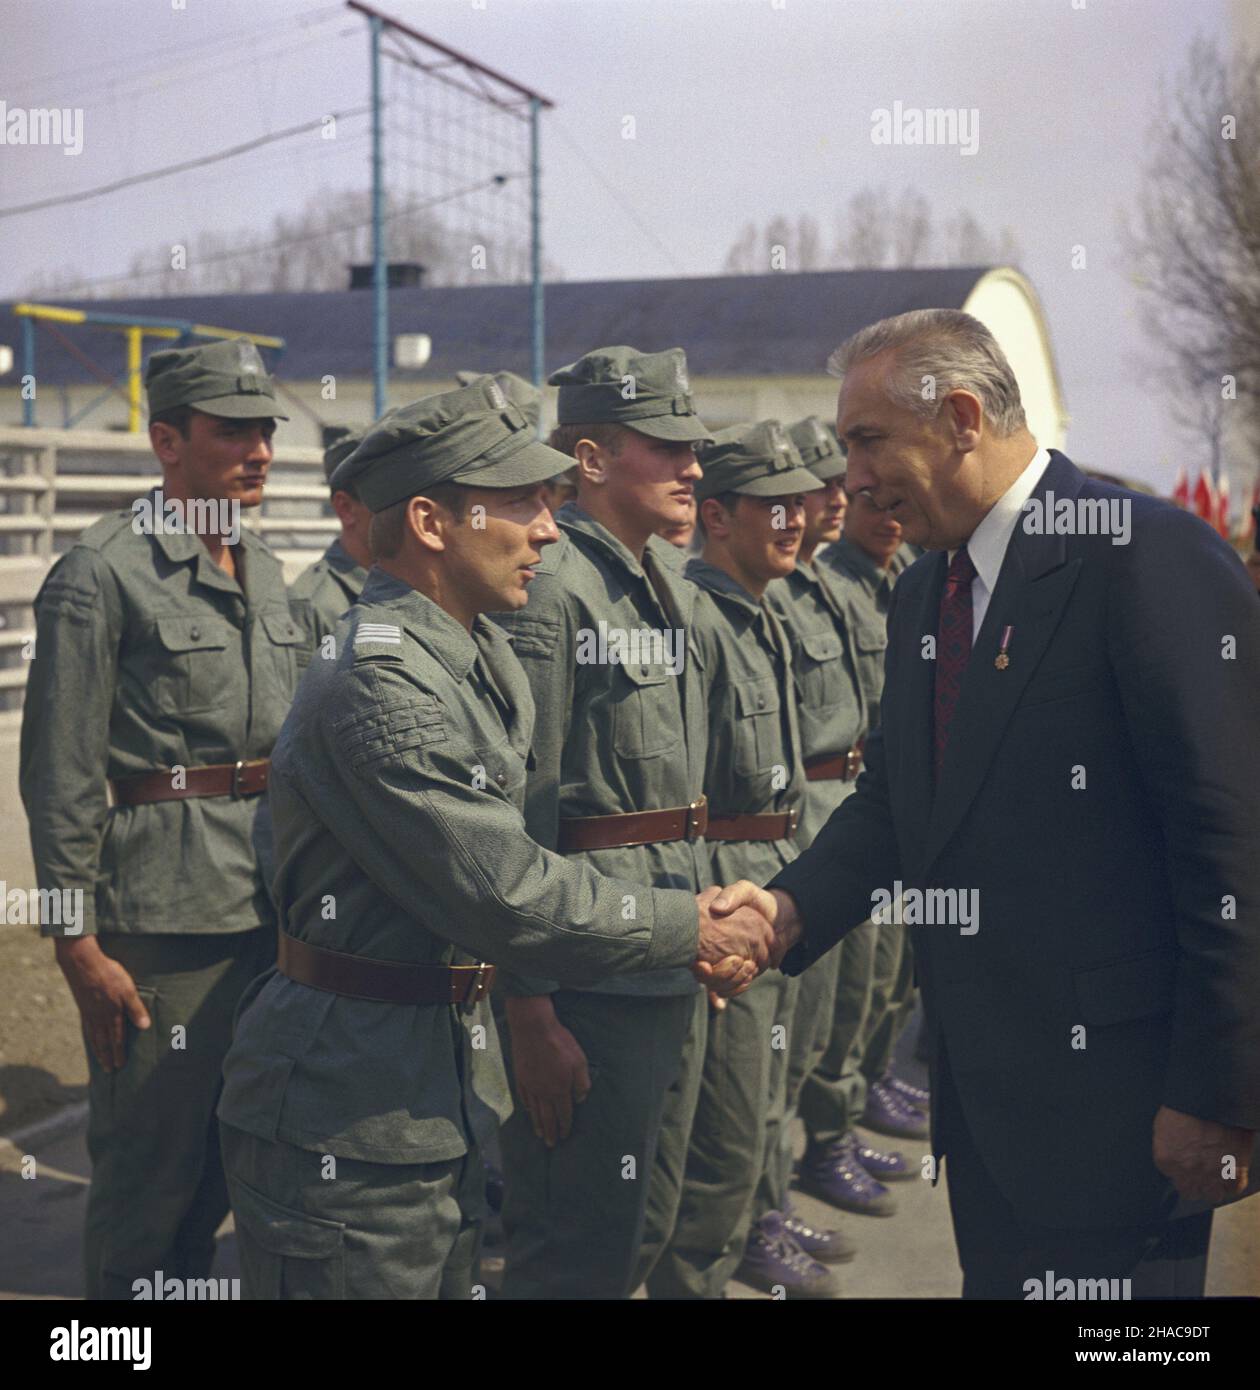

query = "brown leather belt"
[
  {"left": 110, "top": 758, "right": 271, "bottom": 807},
  {"left": 805, "top": 747, "right": 863, "bottom": 782},
  {"left": 558, "top": 795, "right": 708, "bottom": 852},
  {"left": 277, "top": 930, "right": 495, "bottom": 1013},
  {"left": 706, "top": 809, "right": 800, "bottom": 841}
]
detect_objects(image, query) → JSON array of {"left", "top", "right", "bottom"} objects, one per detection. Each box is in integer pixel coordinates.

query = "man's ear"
[
  {"left": 573, "top": 438, "right": 610, "bottom": 487},
  {"left": 942, "top": 388, "right": 983, "bottom": 452},
  {"left": 405, "top": 495, "right": 448, "bottom": 554},
  {"left": 699, "top": 496, "right": 730, "bottom": 539},
  {"left": 149, "top": 422, "right": 181, "bottom": 467}
]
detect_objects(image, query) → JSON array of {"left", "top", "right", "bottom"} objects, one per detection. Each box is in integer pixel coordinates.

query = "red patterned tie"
[{"left": 933, "top": 546, "right": 976, "bottom": 780}]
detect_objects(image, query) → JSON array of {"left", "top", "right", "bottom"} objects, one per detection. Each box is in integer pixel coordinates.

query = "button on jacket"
[
  {"left": 492, "top": 503, "right": 711, "bottom": 998},
  {"left": 19, "top": 508, "right": 303, "bottom": 937},
  {"left": 217, "top": 569, "right": 699, "bottom": 1165}
]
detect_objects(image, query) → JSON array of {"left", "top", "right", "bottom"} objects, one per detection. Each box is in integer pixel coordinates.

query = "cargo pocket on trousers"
[{"left": 228, "top": 1173, "right": 347, "bottom": 1299}]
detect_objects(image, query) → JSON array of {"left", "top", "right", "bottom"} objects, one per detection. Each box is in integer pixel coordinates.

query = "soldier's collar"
[
  {"left": 150, "top": 524, "right": 204, "bottom": 566},
  {"left": 827, "top": 536, "right": 887, "bottom": 592},
  {"left": 557, "top": 502, "right": 646, "bottom": 578},
  {"left": 358, "top": 567, "right": 479, "bottom": 679},
  {"left": 683, "top": 556, "right": 762, "bottom": 614}
]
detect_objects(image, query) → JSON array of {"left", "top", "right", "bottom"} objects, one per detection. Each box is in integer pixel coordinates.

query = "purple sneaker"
[
  {"left": 781, "top": 1200, "right": 858, "bottom": 1263},
  {"left": 841, "top": 1130, "right": 916, "bottom": 1182},
  {"left": 861, "top": 1080, "right": 929, "bottom": 1140},
  {"left": 736, "top": 1211, "right": 841, "bottom": 1297},
  {"left": 884, "top": 1071, "right": 930, "bottom": 1108},
  {"left": 795, "top": 1135, "right": 897, "bottom": 1217}
]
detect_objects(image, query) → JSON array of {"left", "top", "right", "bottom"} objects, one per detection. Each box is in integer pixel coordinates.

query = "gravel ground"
[
  {"left": 0, "top": 727, "right": 89, "bottom": 1136},
  {"left": 0, "top": 929, "right": 87, "bottom": 1137}
]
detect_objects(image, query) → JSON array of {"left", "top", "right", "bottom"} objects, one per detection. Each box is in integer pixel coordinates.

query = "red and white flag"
[
  {"left": 1192, "top": 467, "right": 1216, "bottom": 527},
  {"left": 1215, "top": 469, "right": 1232, "bottom": 539}
]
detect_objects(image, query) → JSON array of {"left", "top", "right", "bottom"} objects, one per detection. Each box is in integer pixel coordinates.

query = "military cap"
[
  {"left": 144, "top": 338, "right": 288, "bottom": 420},
  {"left": 549, "top": 345, "right": 712, "bottom": 443},
  {"left": 329, "top": 375, "right": 572, "bottom": 512},
  {"left": 323, "top": 425, "right": 370, "bottom": 483},
  {"left": 453, "top": 369, "right": 542, "bottom": 430},
  {"left": 788, "top": 415, "right": 846, "bottom": 483},
  {"left": 694, "top": 419, "right": 823, "bottom": 502}
]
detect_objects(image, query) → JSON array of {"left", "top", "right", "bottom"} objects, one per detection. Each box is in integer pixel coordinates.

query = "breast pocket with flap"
[
  {"left": 732, "top": 674, "right": 783, "bottom": 776},
  {"left": 611, "top": 661, "right": 682, "bottom": 759},
  {"left": 150, "top": 615, "right": 232, "bottom": 714}
]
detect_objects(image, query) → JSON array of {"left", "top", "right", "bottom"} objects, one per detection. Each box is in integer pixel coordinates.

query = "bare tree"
[
  {"left": 27, "top": 186, "right": 550, "bottom": 299},
  {"left": 723, "top": 222, "right": 759, "bottom": 274},
  {"left": 891, "top": 188, "right": 932, "bottom": 266},
  {"left": 737, "top": 185, "right": 1020, "bottom": 274},
  {"left": 1126, "top": 36, "right": 1260, "bottom": 510},
  {"left": 839, "top": 186, "right": 894, "bottom": 267}
]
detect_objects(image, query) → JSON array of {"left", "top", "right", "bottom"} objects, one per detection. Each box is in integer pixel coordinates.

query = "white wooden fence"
[{"left": 0, "top": 427, "right": 334, "bottom": 711}]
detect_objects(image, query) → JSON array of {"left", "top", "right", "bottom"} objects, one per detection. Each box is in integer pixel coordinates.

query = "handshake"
[{"left": 690, "top": 882, "right": 802, "bottom": 998}]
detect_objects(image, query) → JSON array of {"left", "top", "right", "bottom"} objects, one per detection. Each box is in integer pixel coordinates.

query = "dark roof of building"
[{"left": 6, "top": 266, "right": 994, "bottom": 387}]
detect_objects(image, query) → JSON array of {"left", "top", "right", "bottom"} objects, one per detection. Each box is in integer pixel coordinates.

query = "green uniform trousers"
[
  {"left": 220, "top": 1123, "right": 485, "bottom": 1299},
  {"left": 751, "top": 974, "right": 801, "bottom": 1220},
  {"left": 499, "top": 989, "right": 695, "bottom": 1299},
  {"left": 860, "top": 920, "right": 916, "bottom": 1082},
  {"left": 83, "top": 928, "right": 274, "bottom": 1300},
  {"left": 634, "top": 987, "right": 710, "bottom": 1290},
  {"left": 645, "top": 968, "right": 793, "bottom": 1299},
  {"left": 798, "top": 918, "right": 879, "bottom": 1146},
  {"left": 763, "top": 946, "right": 843, "bottom": 1212}
]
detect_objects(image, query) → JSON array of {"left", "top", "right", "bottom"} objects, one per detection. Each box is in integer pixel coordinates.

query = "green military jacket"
[
  {"left": 765, "top": 558, "right": 866, "bottom": 846},
  {"left": 289, "top": 537, "right": 368, "bottom": 666},
  {"left": 816, "top": 538, "right": 917, "bottom": 728},
  {"left": 491, "top": 504, "right": 711, "bottom": 999},
  {"left": 217, "top": 568, "right": 699, "bottom": 1165},
  {"left": 685, "top": 558, "right": 805, "bottom": 889},
  {"left": 19, "top": 509, "right": 303, "bottom": 937}
]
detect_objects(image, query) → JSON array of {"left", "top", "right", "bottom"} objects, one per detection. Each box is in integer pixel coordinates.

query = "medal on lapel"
[{"left": 994, "top": 625, "right": 1013, "bottom": 671}]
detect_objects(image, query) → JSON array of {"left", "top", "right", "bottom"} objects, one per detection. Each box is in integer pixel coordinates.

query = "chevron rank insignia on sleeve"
[{"left": 353, "top": 622, "right": 403, "bottom": 647}]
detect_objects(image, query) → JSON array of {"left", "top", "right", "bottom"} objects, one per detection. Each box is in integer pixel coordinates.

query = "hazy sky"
[{"left": 0, "top": 0, "right": 1235, "bottom": 490}]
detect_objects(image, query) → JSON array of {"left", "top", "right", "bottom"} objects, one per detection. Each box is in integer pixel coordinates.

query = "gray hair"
[{"left": 827, "top": 309, "right": 1026, "bottom": 437}]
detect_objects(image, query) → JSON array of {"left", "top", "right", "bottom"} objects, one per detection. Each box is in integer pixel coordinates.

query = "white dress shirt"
[{"left": 951, "top": 446, "right": 1051, "bottom": 641}]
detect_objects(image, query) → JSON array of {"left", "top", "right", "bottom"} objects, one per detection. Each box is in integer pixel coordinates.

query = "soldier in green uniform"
[
  {"left": 794, "top": 485, "right": 925, "bottom": 1223},
  {"left": 738, "top": 415, "right": 869, "bottom": 1272},
  {"left": 288, "top": 426, "right": 373, "bottom": 655},
  {"left": 488, "top": 346, "right": 716, "bottom": 1301},
  {"left": 647, "top": 419, "right": 834, "bottom": 1299},
  {"left": 215, "top": 377, "right": 774, "bottom": 1300},
  {"left": 19, "top": 338, "right": 300, "bottom": 1300}
]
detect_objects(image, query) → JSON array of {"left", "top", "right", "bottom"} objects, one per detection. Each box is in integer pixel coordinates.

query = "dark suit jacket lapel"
[
  {"left": 891, "top": 551, "right": 946, "bottom": 871},
  {"left": 924, "top": 451, "right": 1086, "bottom": 870}
]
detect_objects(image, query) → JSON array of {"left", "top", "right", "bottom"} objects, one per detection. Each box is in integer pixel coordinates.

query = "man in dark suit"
[{"left": 722, "top": 308, "right": 1260, "bottom": 1298}]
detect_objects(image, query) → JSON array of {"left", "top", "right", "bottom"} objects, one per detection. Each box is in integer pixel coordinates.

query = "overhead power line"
[
  {"left": 5, "top": 5, "right": 346, "bottom": 108},
  {"left": 549, "top": 118, "right": 688, "bottom": 276},
  {"left": 0, "top": 109, "right": 370, "bottom": 221}
]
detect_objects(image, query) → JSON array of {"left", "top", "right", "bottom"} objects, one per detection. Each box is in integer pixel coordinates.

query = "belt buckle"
[
  {"left": 846, "top": 748, "right": 862, "bottom": 780},
  {"left": 686, "top": 794, "right": 708, "bottom": 840},
  {"left": 461, "top": 962, "right": 493, "bottom": 1016},
  {"left": 231, "top": 760, "right": 247, "bottom": 798}
]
